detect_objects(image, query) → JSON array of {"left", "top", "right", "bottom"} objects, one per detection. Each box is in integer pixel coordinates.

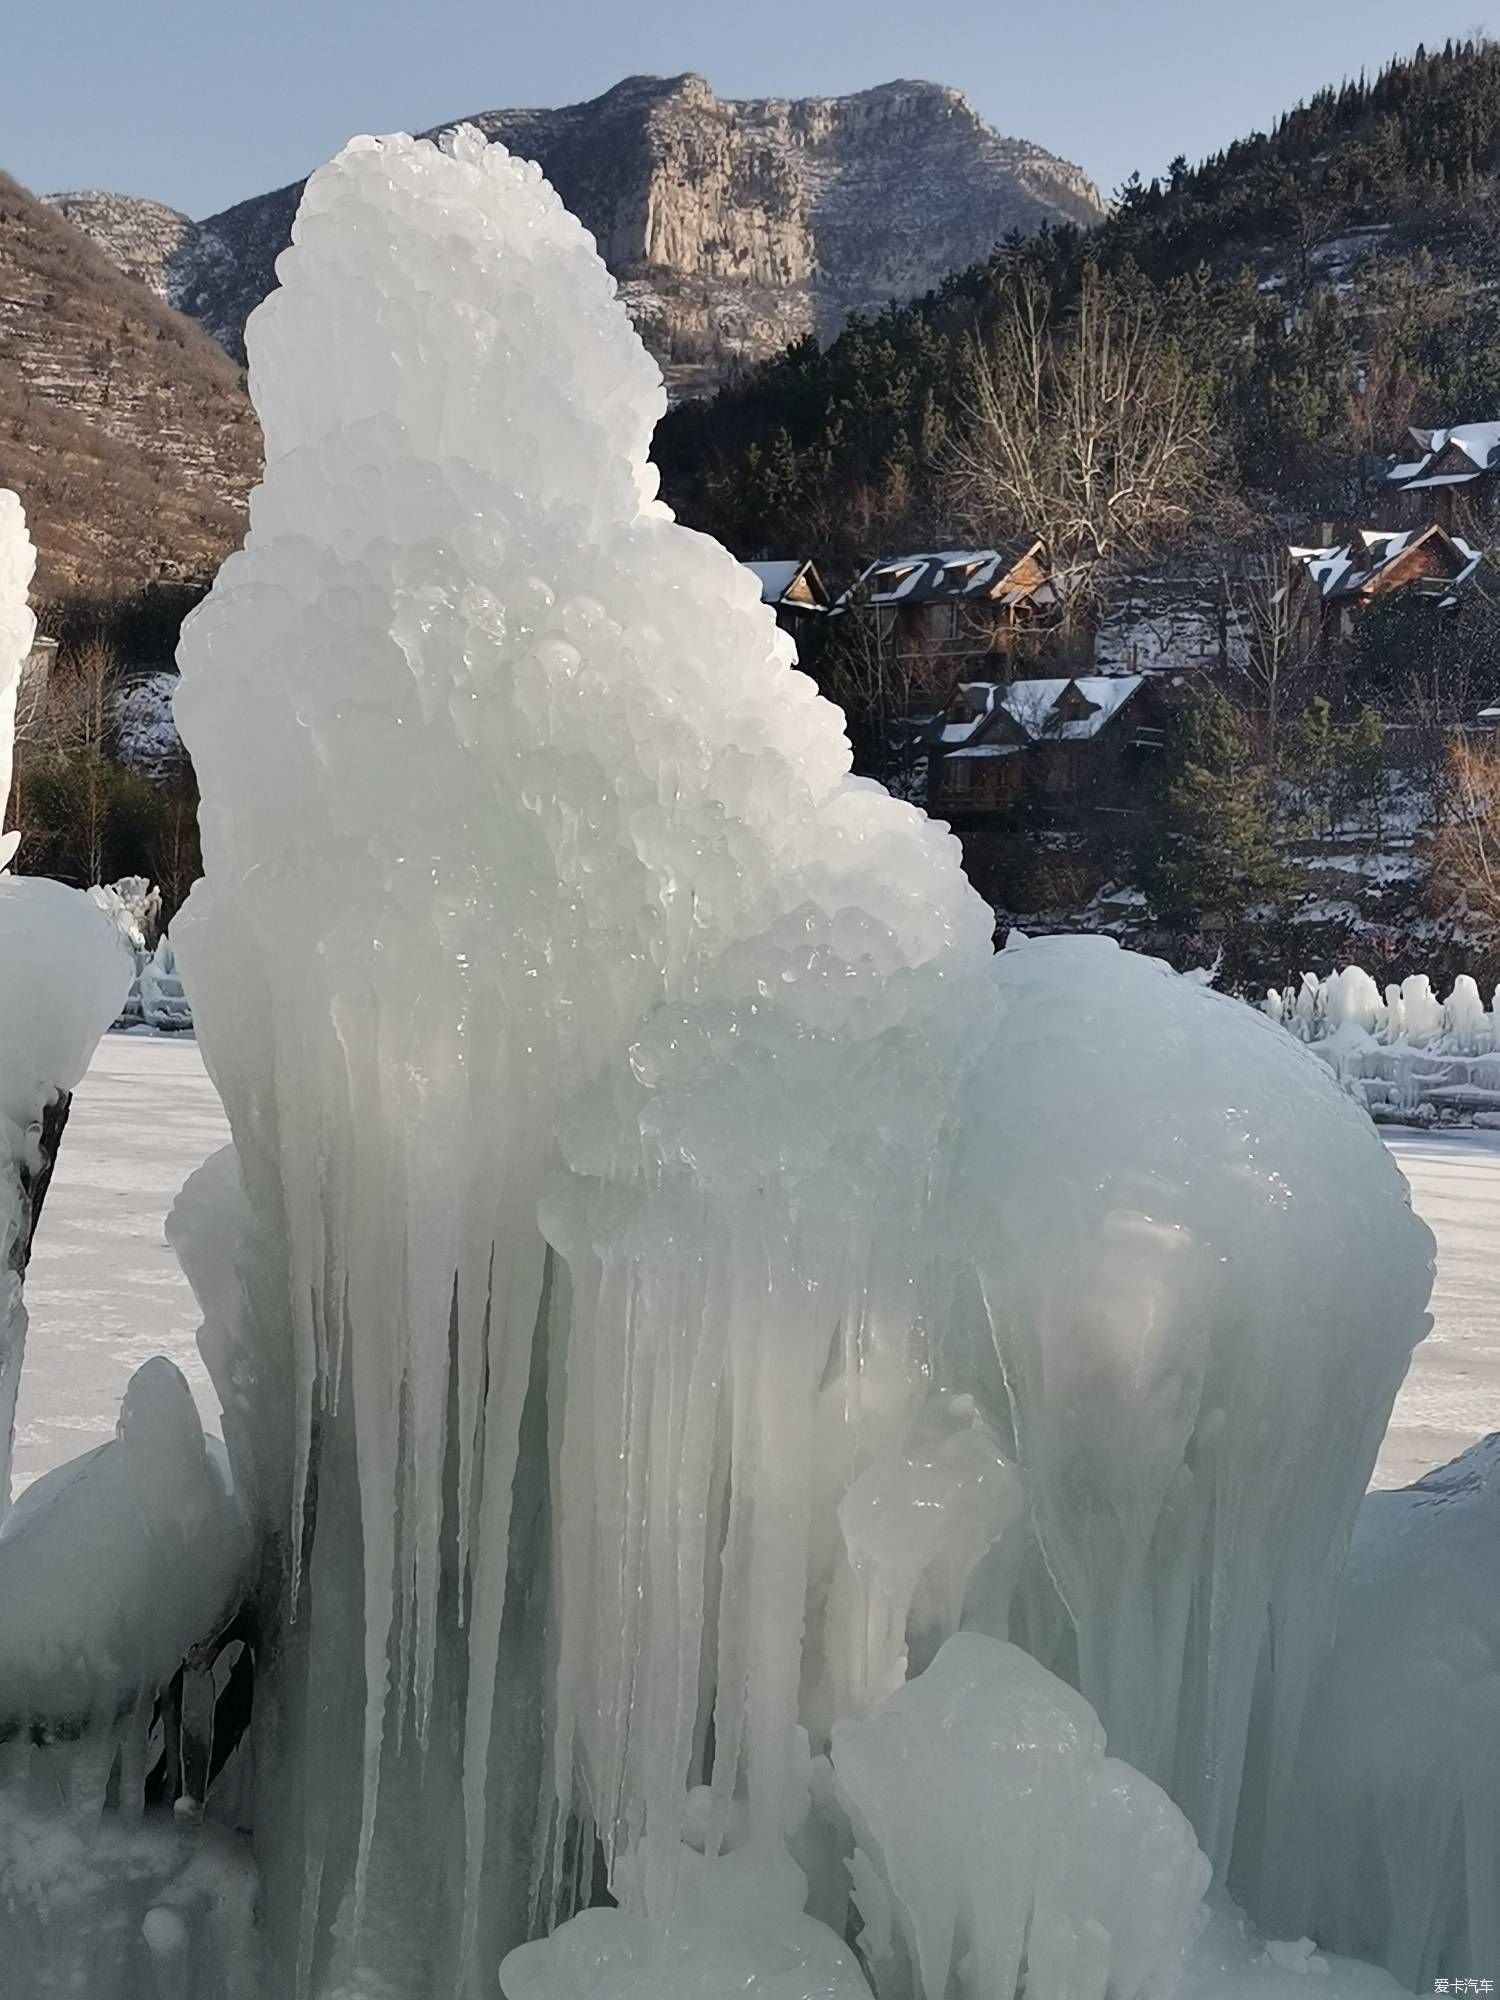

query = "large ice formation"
[
  {"left": 155, "top": 126, "right": 1447, "bottom": 2000},
  {"left": 0, "top": 494, "right": 134, "bottom": 1509},
  {"left": 171, "top": 125, "right": 1007, "bottom": 1989},
  {"left": 1252, "top": 1434, "right": 1500, "bottom": 1985},
  {"left": 959, "top": 938, "right": 1434, "bottom": 1876}
]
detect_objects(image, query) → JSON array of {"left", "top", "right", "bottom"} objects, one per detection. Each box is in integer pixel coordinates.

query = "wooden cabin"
[
  {"left": 926, "top": 673, "right": 1170, "bottom": 823},
  {"left": 841, "top": 539, "right": 1084, "bottom": 679},
  {"left": 1384, "top": 424, "right": 1500, "bottom": 532},
  {"left": 742, "top": 558, "right": 832, "bottom": 652},
  {"left": 1283, "top": 525, "right": 1481, "bottom": 662}
]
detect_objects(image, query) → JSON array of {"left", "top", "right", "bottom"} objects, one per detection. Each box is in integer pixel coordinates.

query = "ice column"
[{"left": 171, "top": 128, "right": 1000, "bottom": 1993}]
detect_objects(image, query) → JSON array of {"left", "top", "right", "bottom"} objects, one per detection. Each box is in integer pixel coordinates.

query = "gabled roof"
[
  {"left": 743, "top": 558, "right": 830, "bottom": 612},
  {"left": 1386, "top": 422, "right": 1500, "bottom": 488},
  {"left": 999, "top": 675, "right": 1147, "bottom": 741},
  {"left": 1288, "top": 525, "right": 1481, "bottom": 602},
  {"left": 937, "top": 675, "right": 1147, "bottom": 753},
  {"left": 845, "top": 537, "right": 1051, "bottom": 609}
]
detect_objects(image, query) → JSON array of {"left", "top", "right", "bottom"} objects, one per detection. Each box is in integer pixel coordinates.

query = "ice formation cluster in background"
[
  {"left": 3, "top": 133, "right": 1480, "bottom": 2000},
  {"left": 1266, "top": 966, "right": 1500, "bottom": 1123},
  {"left": 91, "top": 878, "right": 194, "bottom": 1032}
]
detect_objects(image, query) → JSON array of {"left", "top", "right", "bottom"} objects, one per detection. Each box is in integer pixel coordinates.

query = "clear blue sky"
[{"left": 11, "top": 0, "right": 1500, "bottom": 219}]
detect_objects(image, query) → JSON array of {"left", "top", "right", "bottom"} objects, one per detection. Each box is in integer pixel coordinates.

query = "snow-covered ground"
[{"left": 7, "top": 1037, "right": 1497, "bottom": 1495}]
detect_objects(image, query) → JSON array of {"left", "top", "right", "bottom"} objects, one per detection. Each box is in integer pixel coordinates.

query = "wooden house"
[
  {"left": 925, "top": 673, "right": 1170, "bottom": 823},
  {"left": 1283, "top": 525, "right": 1481, "bottom": 662},
  {"left": 742, "top": 558, "right": 832, "bottom": 651},
  {"left": 1384, "top": 424, "right": 1500, "bottom": 531},
  {"left": 841, "top": 539, "right": 1082, "bottom": 682}
]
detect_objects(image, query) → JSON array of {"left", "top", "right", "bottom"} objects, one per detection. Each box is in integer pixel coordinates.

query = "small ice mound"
[
  {"left": 955, "top": 935, "right": 1434, "bottom": 1872},
  {"left": 0, "top": 875, "right": 135, "bottom": 1135},
  {"left": 499, "top": 1847, "right": 872, "bottom": 1999},
  {"left": 0, "top": 1357, "right": 249, "bottom": 1734},
  {"left": 1179, "top": 1900, "right": 1410, "bottom": 2000},
  {"left": 831, "top": 1633, "right": 1210, "bottom": 2000},
  {"left": 1249, "top": 1435, "right": 1500, "bottom": 1987}
]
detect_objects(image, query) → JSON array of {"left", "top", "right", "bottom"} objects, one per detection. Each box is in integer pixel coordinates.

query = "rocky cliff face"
[
  {"left": 56, "top": 75, "right": 1104, "bottom": 398},
  {"left": 42, "top": 191, "right": 197, "bottom": 298}
]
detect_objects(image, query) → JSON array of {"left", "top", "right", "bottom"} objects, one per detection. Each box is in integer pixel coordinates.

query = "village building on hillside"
[
  {"left": 924, "top": 672, "right": 1171, "bottom": 822},
  {"left": 1384, "top": 423, "right": 1500, "bottom": 529},
  {"left": 839, "top": 539, "right": 1083, "bottom": 681},
  {"left": 742, "top": 558, "right": 832, "bottom": 649},
  {"left": 1282, "top": 525, "right": 1482, "bottom": 661}
]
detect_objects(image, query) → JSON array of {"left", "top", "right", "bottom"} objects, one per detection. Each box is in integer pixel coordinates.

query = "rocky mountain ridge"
[
  {"left": 0, "top": 172, "right": 257, "bottom": 604},
  {"left": 54, "top": 74, "right": 1104, "bottom": 397}
]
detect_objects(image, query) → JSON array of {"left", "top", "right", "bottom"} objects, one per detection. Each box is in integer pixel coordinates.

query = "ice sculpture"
[
  {"left": 170, "top": 125, "right": 1006, "bottom": 1990},
  {"left": 1252, "top": 1435, "right": 1500, "bottom": 1985},
  {"left": 956, "top": 938, "right": 1434, "bottom": 1874},
  {"left": 147, "top": 127, "right": 1442, "bottom": 1998},
  {"left": 0, "top": 494, "right": 133, "bottom": 1509}
]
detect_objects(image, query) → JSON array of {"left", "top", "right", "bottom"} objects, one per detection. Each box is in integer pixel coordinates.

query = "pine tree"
[{"left": 1139, "top": 689, "right": 1293, "bottom": 929}]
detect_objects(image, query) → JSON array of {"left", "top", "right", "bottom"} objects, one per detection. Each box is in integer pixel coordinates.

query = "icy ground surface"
[
  {"left": 1376, "top": 1127, "right": 1500, "bottom": 1489},
  {"left": 7, "top": 1039, "right": 1495, "bottom": 1498},
  {"left": 12, "top": 1034, "right": 226, "bottom": 1490}
]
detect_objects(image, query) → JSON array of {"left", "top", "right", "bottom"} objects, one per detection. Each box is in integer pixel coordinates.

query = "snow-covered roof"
[
  {"left": 999, "top": 675, "right": 1146, "bottom": 741},
  {"left": 744, "top": 559, "right": 802, "bottom": 601},
  {"left": 1289, "top": 527, "right": 1481, "bottom": 601},
  {"left": 1386, "top": 421, "right": 1500, "bottom": 487},
  {"left": 847, "top": 540, "right": 1046, "bottom": 608},
  {"left": 742, "top": 558, "right": 826, "bottom": 610}
]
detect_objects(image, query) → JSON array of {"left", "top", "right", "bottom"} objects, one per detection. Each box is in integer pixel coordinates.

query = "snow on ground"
[{"left": 6, "top": 1038, "right": 1496, "bottom": 1496}]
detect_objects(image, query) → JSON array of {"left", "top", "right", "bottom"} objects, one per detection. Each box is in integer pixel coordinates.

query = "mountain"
[
  {"left": 43, "top": 191, "right": 197, "bottom": 297},
  {"left": 653, "top": 38, "right": 1500, "bottom": 562},
  {"left": 56, "top": 74, "right": 1105, "bottom": 398},
  {"left": 0, "top": 173, "right": 258, "bottom": 606}
]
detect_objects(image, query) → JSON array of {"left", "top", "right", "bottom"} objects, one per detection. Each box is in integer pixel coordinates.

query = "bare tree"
[
  {"left": 1230, "top": 543, "right": 1313, "bottom": 767},
  {"left": 10, "top": 637, "right": 122, "bottom": 883},
  {"left": 816, "top": 599, "right": 952, "bottom": 801},
  {"left": 1428, "top": 731, "right": 1500, "bottom": 960},
  {"left": 945, "top": 267, "right": 1219, "bottom": 636}
]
